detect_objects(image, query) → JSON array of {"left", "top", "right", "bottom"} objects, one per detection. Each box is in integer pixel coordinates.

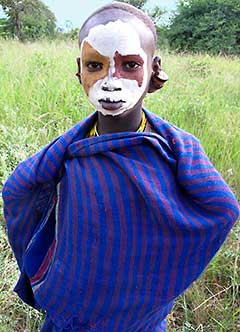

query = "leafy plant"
[
  {"left": 168, "top": 0, "right": 240, "bottom": 55},
  {"left": 0, "top": 0, "right": 56, "bottom": 41}
]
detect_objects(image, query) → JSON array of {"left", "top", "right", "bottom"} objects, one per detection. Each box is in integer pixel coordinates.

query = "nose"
[{"left": 101, "top": 76, "right": 122, "bottom": 92}]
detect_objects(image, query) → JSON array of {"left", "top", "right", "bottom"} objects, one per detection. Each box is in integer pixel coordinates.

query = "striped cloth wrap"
[{"left": 2, "top": 109, "right": 239, "bottom": 332}]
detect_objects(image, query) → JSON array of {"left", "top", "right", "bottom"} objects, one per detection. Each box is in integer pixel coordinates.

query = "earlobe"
[
  {"left": 148, "top": 55, "right": 168, "bottom": 93},
  {"left": 76, "top": 57, "right": 82, "bottom": 84}
]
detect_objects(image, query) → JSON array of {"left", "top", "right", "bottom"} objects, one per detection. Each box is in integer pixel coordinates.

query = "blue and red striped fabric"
[{"left": 2, "top": 109, "right": 239, "bottom": 332}]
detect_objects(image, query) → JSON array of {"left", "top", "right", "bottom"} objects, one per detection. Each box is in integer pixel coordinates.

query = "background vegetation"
[
  {"left": 0, "top": 40, "right": 239, "bottom": 332},
  {"left": 167, "top": 0, "right": 240, "bottom": 55},
  {"left": 0, "top": 0, "right": 56, "bottom": 40}
]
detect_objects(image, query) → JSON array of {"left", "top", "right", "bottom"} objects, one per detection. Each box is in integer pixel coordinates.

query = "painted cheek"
[
  {"left": 81, "top": 41, "right": 110, "bottom": 95},
  {"left": 113, "top": 51, "right": 145, "bottom": 87}
]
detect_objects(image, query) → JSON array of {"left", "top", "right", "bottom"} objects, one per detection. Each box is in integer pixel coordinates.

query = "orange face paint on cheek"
[{"left": 81, "top": 41, "right": 110, "bottom": 95}]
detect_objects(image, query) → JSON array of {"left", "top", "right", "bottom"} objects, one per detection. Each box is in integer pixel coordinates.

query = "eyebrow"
[
  {"left": 83, "top": 56, "right": 104, "bottom": 63},
  {"left": 82, "top": 50, "right": 104, "bottom": 58},
  {"left": 114, "top": 52, "right": 144, "bottom": 65},
  {"left": 82, "top": 53, "right": 110, "bottom": 67}
]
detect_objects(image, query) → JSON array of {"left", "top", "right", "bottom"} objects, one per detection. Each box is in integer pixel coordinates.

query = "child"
[{"left": 2, "top": 2, "right": 239, "bottom": 332}]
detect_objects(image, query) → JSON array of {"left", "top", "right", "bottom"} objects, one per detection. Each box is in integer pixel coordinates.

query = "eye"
[
  {"left": 86, "top": 61, "right": 103, "bottom": 72},
  {"left": 122, "top": 61, "right": 141, "bottom": 71}
]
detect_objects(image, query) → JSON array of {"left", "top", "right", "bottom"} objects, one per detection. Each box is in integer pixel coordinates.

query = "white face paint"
[{"left": 80, "top": 20, "right": 148, "bottom": 116}]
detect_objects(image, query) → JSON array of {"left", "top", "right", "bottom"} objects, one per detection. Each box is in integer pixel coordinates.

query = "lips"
[{"left": 99, "top": 98, "right": 125, "bottom": 111}]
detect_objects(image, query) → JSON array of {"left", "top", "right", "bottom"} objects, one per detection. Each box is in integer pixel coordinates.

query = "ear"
[
  {"left": 76, "top": 57, "right": 82, "bottom": 84},
  {"left": 148, "top": 56, "right": 168, "bottom": 93}
]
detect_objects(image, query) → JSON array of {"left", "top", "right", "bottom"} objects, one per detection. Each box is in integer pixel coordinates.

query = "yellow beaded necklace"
[{"left": 89, "top": 111, "right": 147, "bottom": 137}]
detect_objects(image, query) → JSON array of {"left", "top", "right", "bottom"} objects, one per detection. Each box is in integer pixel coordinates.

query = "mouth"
[{"left": 98, "top": 98, "right": 125, "bottom": 111}]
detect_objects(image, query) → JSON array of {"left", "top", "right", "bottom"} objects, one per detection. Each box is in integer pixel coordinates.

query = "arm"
[
  {"left": 175, "top": 134, "right": 239, "bottom": 230},
  {"left": 2, "top": 128, "right": 79, "bottom": 265},
  {"left": 1, "top": 123, "right": 84, "bottom": 308}
]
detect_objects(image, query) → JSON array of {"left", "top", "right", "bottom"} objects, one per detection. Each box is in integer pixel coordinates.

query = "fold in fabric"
[{"left": 2, "top": 109, "right": 239, "bottom": 332}]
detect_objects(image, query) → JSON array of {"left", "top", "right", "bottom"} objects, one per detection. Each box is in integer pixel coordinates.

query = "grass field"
[{"left": 0, "top": 40, "right": 239, "bottom": 332}]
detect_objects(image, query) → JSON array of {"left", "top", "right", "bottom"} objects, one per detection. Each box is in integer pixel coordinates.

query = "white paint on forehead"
[{"left": 81, "top": 19, "right": 145, "bottom": 58}]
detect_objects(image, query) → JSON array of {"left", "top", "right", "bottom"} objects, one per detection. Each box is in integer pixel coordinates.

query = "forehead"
[
  {"left": 79, "top": 9, "right": 155, "bottom": 55},
  {"left": 81, "top": 20, "right": 144, "bottom": 58}
]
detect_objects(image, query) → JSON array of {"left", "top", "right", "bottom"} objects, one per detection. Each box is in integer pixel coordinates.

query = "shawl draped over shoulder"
[{"left": 2, "top": 110, "right": 239, "bottom": 332}]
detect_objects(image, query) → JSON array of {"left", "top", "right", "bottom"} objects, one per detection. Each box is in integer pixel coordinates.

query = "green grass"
[{"left": 0, "top": 40, "right": 239, "bottom": 331}]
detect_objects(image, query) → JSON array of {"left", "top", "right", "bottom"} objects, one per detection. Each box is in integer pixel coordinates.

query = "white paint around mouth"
[{"left": 89, "top": 76, "right": 145, "bottom": 116}]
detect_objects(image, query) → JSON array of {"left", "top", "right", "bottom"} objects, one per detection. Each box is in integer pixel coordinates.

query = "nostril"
[{"left": 102, "top": 86, "right": 109, "bottom": 91}]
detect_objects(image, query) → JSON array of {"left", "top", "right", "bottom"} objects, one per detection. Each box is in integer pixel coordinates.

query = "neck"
[{"left": 97, "top": 103, "right": 143, "bottom": 135}]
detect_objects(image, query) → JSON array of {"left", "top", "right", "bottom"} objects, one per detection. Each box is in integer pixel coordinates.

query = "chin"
[{"left": 97, "top": 106, "right": 129, "bottom": 117}]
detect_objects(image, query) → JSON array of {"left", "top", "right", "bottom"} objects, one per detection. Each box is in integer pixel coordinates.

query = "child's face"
[{"left": 80, "top": 18, "right": 154, "bottom": 116}]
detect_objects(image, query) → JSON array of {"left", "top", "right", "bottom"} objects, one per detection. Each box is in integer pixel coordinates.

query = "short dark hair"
[{"left": 79, "top": 1, "right": 157, "bottom": 46}]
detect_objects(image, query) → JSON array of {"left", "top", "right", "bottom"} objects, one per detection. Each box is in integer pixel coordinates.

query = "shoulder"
[{"left": 144, "top": 109, "right": 201, "bottom": 155}]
